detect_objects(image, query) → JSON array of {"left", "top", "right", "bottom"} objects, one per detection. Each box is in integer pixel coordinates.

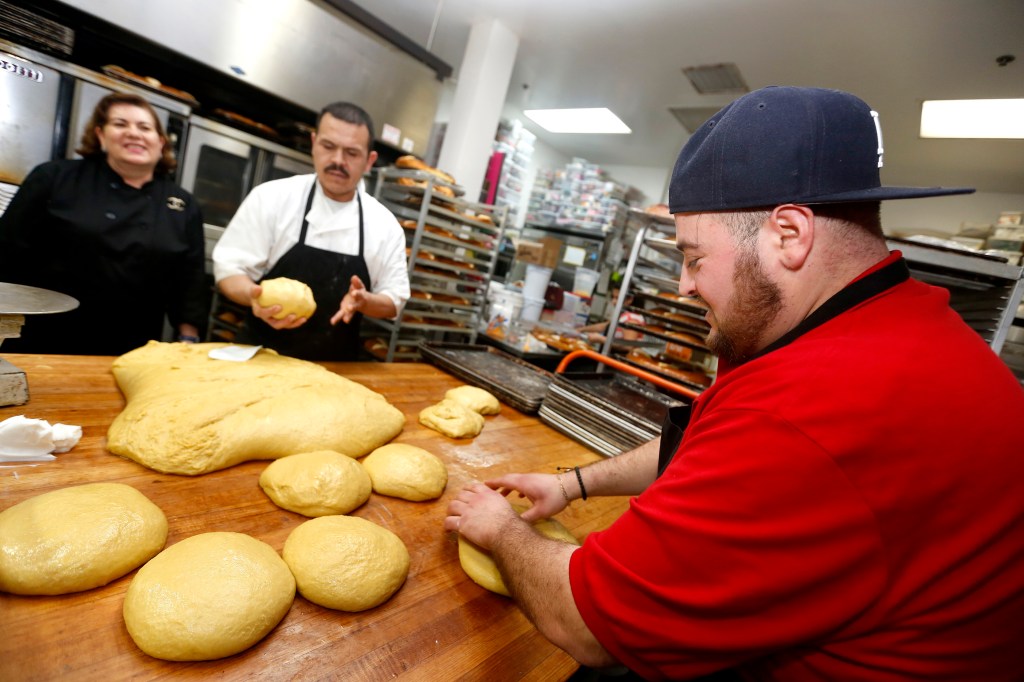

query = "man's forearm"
[
  {"left": 493, "top": 520, "right": 617, "bottom": 668},
  {"left": 218, "top": 274, "right": 256, "bottom": 307},
  {"left": 571, "top": 437, "right": 661, "bottom": 499}
]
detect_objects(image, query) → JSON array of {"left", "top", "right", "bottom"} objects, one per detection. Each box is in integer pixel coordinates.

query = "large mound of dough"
[
  {"left": 459, "top": 511, "right": 578, "bottom": 597},
  {"left": 258, "top": 277, "right": 316, "bottom": 320},
  {"left": 0, "top": 483, "right": 167, "bottom": 595},
  {"left": 361, "top": 443, "right": 448, "bottom": 501},
  {"left": 123, "top": 532, "right": 295, "bottom": 661},
  {"left": 283, "top": 516, "right": 409, "bottom": 612},
  {"left": 445, "top": 385, "right": 500, "bottom": 415},
  {"left": 419, "top": 398, "right": 484, "bottom": 439},
  {"left": 108, "top": 342, "right": 405, "bottom": 475},
  {"left": 260, "top": 450, "right": 371, "bottom": 516}
]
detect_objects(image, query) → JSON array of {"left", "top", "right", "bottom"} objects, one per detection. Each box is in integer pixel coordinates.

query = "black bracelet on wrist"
[
  {"left": 573, "top": 465, "right": 588, "bottom": 500},
  {"left": 557, "top": 465, "right": 587, "bottom": 501}
]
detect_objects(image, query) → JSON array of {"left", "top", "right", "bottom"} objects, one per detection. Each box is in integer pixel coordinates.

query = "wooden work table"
[{"left": 0, "top": 353, "right": 630, "bottom": 681}]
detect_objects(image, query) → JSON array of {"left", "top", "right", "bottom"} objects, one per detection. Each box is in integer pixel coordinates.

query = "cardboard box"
[
  {"left": 515, "top": 240, "right": 545, "bottom": 265},
  {"left": 538, "top": 237, "right": 563, "bottom": 269}
]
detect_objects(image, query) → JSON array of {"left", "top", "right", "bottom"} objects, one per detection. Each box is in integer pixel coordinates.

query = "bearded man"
[{"left": 444, "top": 87, "right": 1024, "bottom": 681}]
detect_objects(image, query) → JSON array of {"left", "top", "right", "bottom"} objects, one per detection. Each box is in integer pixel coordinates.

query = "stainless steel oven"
[
  {"left": 0, "top": 38, "right": 192, "bottom": 189},
  {"left": 0, "top": 43, "right": 65, "bottom": 189},
  {"left": 179, "top": 116, "right": 313, "bottom": 229}
]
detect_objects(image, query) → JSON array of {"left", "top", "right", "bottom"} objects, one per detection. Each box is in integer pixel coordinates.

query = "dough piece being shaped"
[
  {"left": 361, "top": 443, "right": 448, "bottom": 501},
  {"left": 0, "top": 483, "right": 167, "bottom": 595},
  {"left": 123, "top": 532, "right": 295, "bottom": 661},
  {"left": 418, "top": 398, "right": 484, "bottom": 439},
  {"left": 108, "top": 342, "right": 405, "bottom": 475},
  {"left": 459, "top": 511, "right": 578, "bottom": 597},
  {"left": 258, "top": 277, "right": 316, "bottom": 320},
  {"left": 445, "top": 385, "right": 500, "bottom": 415},
  {"left": 283, "top": 516, "right": 409, "bottom": 611},
  {"left": 260, "top": 450, "right": 371, "bottom": 516}
]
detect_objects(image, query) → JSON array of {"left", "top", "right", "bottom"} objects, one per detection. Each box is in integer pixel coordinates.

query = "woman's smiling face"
[{"left": 96, "top": 103, "right": 165, "bottom": 172}]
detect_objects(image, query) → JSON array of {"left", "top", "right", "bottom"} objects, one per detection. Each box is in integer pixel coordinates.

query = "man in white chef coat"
[{"left": 213, "top": 101, "right": 409, "bottom": 361}]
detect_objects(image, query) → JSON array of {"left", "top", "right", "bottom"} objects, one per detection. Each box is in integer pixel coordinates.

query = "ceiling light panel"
[
  {"left": 920, "top": 99, "right": 1024, "bottom": 139},
  {"left": 523, "top": 108, "right": 631, "bottom": 134}
]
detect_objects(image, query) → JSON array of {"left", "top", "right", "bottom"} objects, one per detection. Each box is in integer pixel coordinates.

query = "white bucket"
[
  {"left": 573, "top": 267, "right": 600, "bottom": 298},
  {"left": 523, "top": 264, "right": 553, "bottom": 300},
  {"left": 520, "top": 295, "right": 545, "bottom": 322}
]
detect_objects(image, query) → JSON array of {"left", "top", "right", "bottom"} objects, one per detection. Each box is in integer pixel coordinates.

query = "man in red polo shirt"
[{"left": 444, "top": 87, "right": 1024, "bottom": 681}]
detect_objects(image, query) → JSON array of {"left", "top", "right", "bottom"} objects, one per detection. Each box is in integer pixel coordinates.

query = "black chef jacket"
[{"left": 0, "top": 156, "right": 210, "bottom": 355}]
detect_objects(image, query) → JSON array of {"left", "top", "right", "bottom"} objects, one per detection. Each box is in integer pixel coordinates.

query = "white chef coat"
[{"left": 213, "top": 174, "right": 410, "bottom": 315}]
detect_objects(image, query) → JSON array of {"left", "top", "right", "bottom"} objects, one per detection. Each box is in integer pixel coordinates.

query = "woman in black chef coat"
[{"left": 0, "top": 92, "right": 209, "bottom": 355}]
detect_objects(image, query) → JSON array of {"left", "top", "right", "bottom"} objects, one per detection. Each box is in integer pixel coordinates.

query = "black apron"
[
  {"left": 240, "top": 182, "right": 372, "bottom": 361},
  {"left": 658, "top": 405, "right": 693, "bottom": 477}
]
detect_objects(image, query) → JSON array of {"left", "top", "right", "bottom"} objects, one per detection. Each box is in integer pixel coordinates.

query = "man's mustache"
[{"left": 325, "top": 164, "right": 350, "bottom": 177}]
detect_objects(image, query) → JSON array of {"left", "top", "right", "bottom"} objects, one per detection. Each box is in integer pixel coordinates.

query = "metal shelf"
[
  {"left": 887, "top": 238, "right": 1024, "bottom": 354},
  {"left": 371, "top": 167, "right": 508, "bottom": 361}
]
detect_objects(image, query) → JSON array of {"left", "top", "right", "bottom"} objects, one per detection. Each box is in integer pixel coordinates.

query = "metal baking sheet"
[
  {"left": 549, "top": 372, "right": 684, "bottom": 433},
  {"left": 418, "top": 342, "right": 553, "bottom": 414},
  {"left": 542, "top": 388, "right": 654, "bottom": 449},
  {"left": 538, "top": 404, "right": 623, "bottom": 457}
]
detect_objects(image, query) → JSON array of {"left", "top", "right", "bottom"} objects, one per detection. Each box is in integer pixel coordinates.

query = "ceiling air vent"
[
  {"left": 682, "top": 63, "right": 748, "bottom": 95},
  {"left": 668, "top": 107, "right": 723, "bottom": 134}
]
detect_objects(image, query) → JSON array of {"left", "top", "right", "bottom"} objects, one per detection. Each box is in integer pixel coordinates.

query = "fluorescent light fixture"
[
  {"left": 920, "top": 99, "right": 1024, "bottom": 139},
  {"left": 524, "top": 108, "right": 631, "bottom": 134}
]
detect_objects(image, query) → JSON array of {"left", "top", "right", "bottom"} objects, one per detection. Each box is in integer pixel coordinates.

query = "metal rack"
[
  {"left": 603, "top": 210, "right": 717, "bottom": 393},
  {"left": 369, "top": 167, "right": 508, "bottom": 362},
  {"left": 887, "top": 238, "right": 1024, "bottom": 354},
  {"left": 607, "top": 228, "right": 1024, "bottom": 388}
]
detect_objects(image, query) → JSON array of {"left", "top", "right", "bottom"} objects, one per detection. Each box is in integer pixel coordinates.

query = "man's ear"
[{"left": 769, "top": 204, "right": 815, "bottom": 270}]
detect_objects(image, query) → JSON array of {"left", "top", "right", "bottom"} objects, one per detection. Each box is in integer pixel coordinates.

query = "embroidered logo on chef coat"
[{"left": 166, "top": 196, "right": 186, "bottom": 212}]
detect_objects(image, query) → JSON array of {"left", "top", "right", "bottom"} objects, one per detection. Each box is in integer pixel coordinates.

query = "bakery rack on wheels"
[
  {"left": 369, "top": 167, "right": 508, "bottom": 362},
  {"left": 603, "top": 211, "right": 718, "bottom": 395}
]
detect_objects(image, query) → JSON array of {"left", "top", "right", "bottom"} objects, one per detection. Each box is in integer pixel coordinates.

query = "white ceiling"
[{"left": 349, "top": 0, "right": 1024, "bottom": 195}]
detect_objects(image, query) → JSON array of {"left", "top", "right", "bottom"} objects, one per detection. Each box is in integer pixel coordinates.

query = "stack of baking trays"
[
  {"left": 538, "top": 370, "right": 687, "bottom": 457},
  {"left": 419, "top": 342, "right": 553, "bottom": 414}
]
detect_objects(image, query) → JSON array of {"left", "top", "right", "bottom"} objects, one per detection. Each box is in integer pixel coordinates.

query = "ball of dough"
[
  {"left": 259, "top": 450, "right": 371, "bottom": 516},
  {"left": 458, "top": 511, "right": 578, "bottom": 597},
  {"left": 419, "top": 398, "right": 484, "bottom": 439},
  {"left": 123, "top": 532, "right": 295, "bottom": 661},
  {"left": 445, "top": 385, "right": 500, "bottom": 415},
  {"left": 0, "top": 483, "right": 167, "bottom": 595},
  {"left": 361, "top": 443, "right": 448, "bottom": 501},
  {"left": 258, "top": 277, "right": 316, "bottom": 320},
  {"left": 283, "top": 516, "right": 409, "bottom": 611}
]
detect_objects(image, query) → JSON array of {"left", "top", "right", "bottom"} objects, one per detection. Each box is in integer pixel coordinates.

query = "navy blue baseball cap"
[{"left": 668, "top": 86, "right": 974, "bottom": 213}]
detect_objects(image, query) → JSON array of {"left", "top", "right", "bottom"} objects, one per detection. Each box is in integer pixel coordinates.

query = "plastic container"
[
  {"left": 520, "top": 295, "right": 545, "bottom": 322},
  {"left": 523, "top": 265, "right": 554, "bottom": 300},
  {"left": 573, "top": 267, "right": 600, "bottom": 298},
  {"left": 487, "top": 286, "right": 523, "bottom": 321}
]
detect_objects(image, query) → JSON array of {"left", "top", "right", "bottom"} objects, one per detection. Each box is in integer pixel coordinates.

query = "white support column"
[{"left": 437, "top": 19, "right": 518, "bottom": 202}]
